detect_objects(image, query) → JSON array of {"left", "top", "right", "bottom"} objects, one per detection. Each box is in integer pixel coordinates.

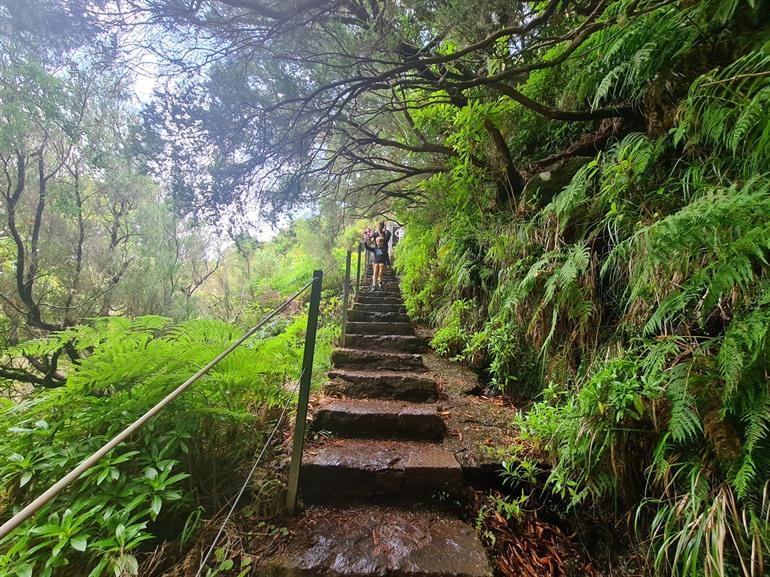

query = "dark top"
[
  {"left": 372, "top": 229, "right": 391, "bottom": 245},
  {"left": 364, "top": 242, "right": 389, "bottom": 264}
]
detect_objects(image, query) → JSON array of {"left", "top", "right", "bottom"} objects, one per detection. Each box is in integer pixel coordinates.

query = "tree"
[{"left": 120, "top": 0, "right": 647, "bottom": 221}]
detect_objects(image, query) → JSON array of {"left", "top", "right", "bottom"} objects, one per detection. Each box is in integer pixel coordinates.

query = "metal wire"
[
  {"left": 194, "top": 370, "right": 304, "bottom": 577},
  {"left": 0, "top": 277, "right": 316, "bottom": 541}
]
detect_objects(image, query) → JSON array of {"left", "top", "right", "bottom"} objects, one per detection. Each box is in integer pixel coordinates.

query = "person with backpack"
[
  {"left": 371, "top": 221, "right": 391, "bottom": 266},
  {"left": 363, "top": 235, "right": 389, "bottom": 289}
]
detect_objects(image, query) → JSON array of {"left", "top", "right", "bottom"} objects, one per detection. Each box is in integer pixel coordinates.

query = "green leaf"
[
  {"left": 20, "top": 471, "right": 33, "bottom": 487},
  {"left": 70, "top": 535, "right": 88, "bottom": 551},
  {"left": 121, "top": 554, "right": 139, "bottom": 575},
  {"left": 15, "top": 564, "right": 33, "bottom": 577},
  {"left": 151, "top": 495, "right": 162, "bottom": 517}
]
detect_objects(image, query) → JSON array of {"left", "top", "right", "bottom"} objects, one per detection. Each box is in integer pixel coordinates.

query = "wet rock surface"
[
  {"left": 353, "top": 302, "right": 408, "bottom": 314},
  {"left": 344, "top": 334, "right": 425, "bottom": 352},
  {"left": 356, "top": 295, "right": 403, "bottom": 305},
  {"left": 326, "top": 369, "right": 437, "bottom": 402},
  {"left": 313, "top": 399, "right": 446, "bottom": 440},
  {"left": 331, "top": 348, "right": 426, "bottom": 372},
  {"left": 256, "top": 507, "right": 492, "bottom": 577},
  {"left": 301, "top": 439, "right": 463, "bottom": 505},
  {"left": 266, "top": 269, "right": 492, "bottom": 577},
  {"left": 348, "top": 309, "right": 409, "bottom": 323},
  {"left": 346, "top": 321, "right": 414, "bottom": 335}
]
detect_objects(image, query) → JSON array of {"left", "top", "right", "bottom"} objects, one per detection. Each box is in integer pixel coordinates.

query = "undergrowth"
[
  {"left": 395, "top": 0, "right": 770, "bottom": 574},
  {"left": 0, "top": 311, "right": 336, "bottom": 577}
]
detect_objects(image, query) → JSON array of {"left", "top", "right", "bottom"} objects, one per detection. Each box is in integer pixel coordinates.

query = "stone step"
[
  {"left": 331, "top": 347, "right": 425, "bottom": 372},
  {"left": 344, "top": 333, "right": 425, "bottom": 353},
  {"left": 326, "top": 368, "right": 437, "bottom": 401},
  {"left": 358, "top": 288, "right": 401, "bottom": 296},
  {"left": 313, "top": 399, "right": 447, "bottom": 440},
  {"left": 301, "top": 440, "right": 463, "bottom": 505},
  {"left": 347, "top": 309, "right": 409, "bottom": 323},
  {"left": 356, "top": 295, "right": 403, "bottom": 305},
  {"left": 254, "top": 507, "right": 492, "bottom": 577},
  {"left": 346, "top": 321, "right": 413, "bottom": 336},
  {"left": 352, "top": 302, "right": 406, "bottom": 314}
]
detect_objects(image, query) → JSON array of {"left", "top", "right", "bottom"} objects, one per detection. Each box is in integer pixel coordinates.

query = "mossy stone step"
[
  {"left": 352, "top": 302, "right": 406, "bottom": 314},
  {"left": 347, "top": 309, "right": 409, "bottom": 323},
  {"left": 344, "top": 333, "right": 425, "bottom": 353},
  {"left": 253, "top": 507, "right": 492, "bottom": 577},
  {"left": 301, "top": 439, "right": 462, "bottom": 505},
  {"left": 313, "top": 399, "right": 446, "bottom": 440},
  {"left": 356, "top": 295, "right": 403, "bottom": 305},
  {"left": 326, "top": 368, "right": 437, "bottom": 401},
  {"left": 331, "top": 348, "right": 425, "bottom": 372},
  {"left": 346, "top": 321, "right": 413, "bottom": 335},
  {"left": 358, "top": 288, "right": 401, "bottom": 297}
]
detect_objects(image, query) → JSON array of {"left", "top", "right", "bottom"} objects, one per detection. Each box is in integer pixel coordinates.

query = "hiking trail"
[{"left": 258, "top": 267, "right": 493, "bottom": 577}]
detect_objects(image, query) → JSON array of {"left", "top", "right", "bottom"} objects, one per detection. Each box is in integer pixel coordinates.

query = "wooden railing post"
[
  {"left": 286, "top": 269, "right": 323, "bottom": 515},
  {"left": 354, "top": 243, "right": 362, "bottom": 301},
  {"left": 340, "top": 250, "right": 352, "bottom": 345}
]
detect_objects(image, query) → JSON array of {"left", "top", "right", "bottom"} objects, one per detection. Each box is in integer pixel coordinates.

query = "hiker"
[
  {"left": 371, "top": 221, "right": 391, "bottom": 265},
  {"left": 363, "top": 235, "right": 388, "bottom": 289}
]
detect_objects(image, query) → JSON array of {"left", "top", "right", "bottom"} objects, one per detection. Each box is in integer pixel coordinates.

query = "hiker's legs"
[{"left": 374, "top": 263, "right": 384, "bottom": 286}]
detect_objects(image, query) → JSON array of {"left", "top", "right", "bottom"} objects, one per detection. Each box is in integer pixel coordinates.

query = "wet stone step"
[
  {"left": 359, "top": 288, "right": 401, "bottom": 297},
  {"left": 346, "top": 321, "right": 413, "bottom": 336},
  {"left": 356, "top": 295, "right": 403, "bottom": 305},
  {"left": 326, "top": 368, "right": 437, "bottom": 401},
  {"left": 331, "top": 348, "right": 425, "bottom": 372},
  {"left": 344, "top": 333, "right": 425, "bottom": 353},
  {"left": 363, "top": 280, "right": 398, "bottom": 286},
  {"left": 313, "top": 399, "right": 447, "bottom": 440},
  {"left": 253, "top": 506, "right": 492, "bottom": 577},
  {"left": 352, "top": 302, "right": 407, "bottom": 314},
  {"left": 347, "top": 309, "right": 409, "bottom": 323},
  {"left": 301, "top": 439, "right": 463, "bottom": 505}
]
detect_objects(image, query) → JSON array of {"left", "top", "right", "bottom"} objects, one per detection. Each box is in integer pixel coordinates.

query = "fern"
[
  {"left": 666, "top": 370, "right": 702, "bottom": 444},
  {"left": 606, "top": 178, "right": 770, "bottom": 334},
  {"left": 678, "top": 41, "right": 770, "bottom": 175}
]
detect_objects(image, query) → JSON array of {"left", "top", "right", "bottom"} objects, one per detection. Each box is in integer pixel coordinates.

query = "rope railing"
[{"left": 0, "top": 270, "right": 325, "bottom": 542}]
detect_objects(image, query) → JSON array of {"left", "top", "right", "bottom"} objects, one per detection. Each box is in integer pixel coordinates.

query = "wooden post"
[
  {"left": 340, "top": 251, "right": 352, "bottom": 345},
  {"left": 286, "top": 269, "right": 323, "bottom": 515}
]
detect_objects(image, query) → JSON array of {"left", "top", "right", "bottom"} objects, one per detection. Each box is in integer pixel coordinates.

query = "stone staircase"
[{"left": 257, "top": 269, "right": 491, "bottom": 577}]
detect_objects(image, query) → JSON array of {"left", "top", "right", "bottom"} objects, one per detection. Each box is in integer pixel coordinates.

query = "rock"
[
  {"left": 352, "top": 303, "right": 407, "bottom": 315},
  {"left": 331, "top": 348, "right": 425, "bottom": 372},
  {"left": 356, "top": 295, "right": 403, "bottom": 305},
  {"left": 344, "top": 334, "right": 425, "bottom": 353},
  {"left": 346, "top": 321, "right": 414, "bottom": 335},
  {"left": 313, "top": 399, "right": 447, "bottom": 440},
  {"left": 253, "top": 507, "right": 492, "bottom": 577},
  {"left": 347, "top": 309, "right": 410, "bottom": 323},
  {"left": 301, "top": 440, "right": 463, "bottom": 505},
  {"left": 326, "top": 368, "right": 437, "bottom": 401}
]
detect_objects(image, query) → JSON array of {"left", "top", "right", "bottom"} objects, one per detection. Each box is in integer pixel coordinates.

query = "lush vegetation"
[
  {"left": 0, "top": 7, "right": 345, "bottom": 573},
  {"left": 3, "top": 0, "right": 770, "bottom": 575},
  {"left": 386, "top": 3, "right": 770, "bottom": 576},
  {"left": 0, "top": 313, "right": 337, "bottom": 577}
]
